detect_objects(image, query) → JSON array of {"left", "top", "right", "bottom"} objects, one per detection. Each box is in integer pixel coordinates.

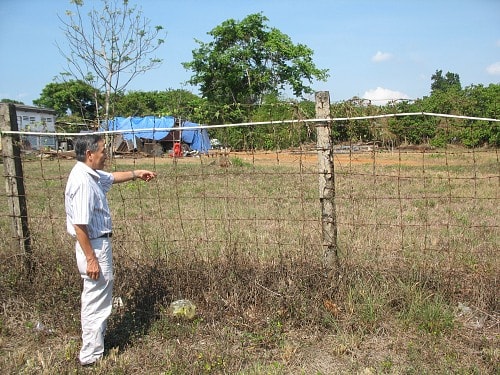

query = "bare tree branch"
[{"left": 56, "top": 0, "right": 167, "bottom": 128}]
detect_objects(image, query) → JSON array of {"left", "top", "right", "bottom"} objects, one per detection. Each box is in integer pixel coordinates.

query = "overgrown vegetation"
[
  {"left": 0, "top": 149, "right": 498, "bottom": 374},
  {"left": 31, "top": 77, "right": 499, "bottom": 150}
]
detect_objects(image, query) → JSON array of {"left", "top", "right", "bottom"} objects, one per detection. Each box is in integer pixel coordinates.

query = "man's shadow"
[{"left": 104, "top": 262, "right": 172, "bottom": 352}]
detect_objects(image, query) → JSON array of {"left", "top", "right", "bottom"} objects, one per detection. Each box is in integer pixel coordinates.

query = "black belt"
[{"left": 99, "top": 233, "right": 113, "bottom": 238}]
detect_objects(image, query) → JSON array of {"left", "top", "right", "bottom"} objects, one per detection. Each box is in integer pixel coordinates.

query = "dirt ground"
[{"left": 111, "top": 149, "right": 428, "bottom": 167}]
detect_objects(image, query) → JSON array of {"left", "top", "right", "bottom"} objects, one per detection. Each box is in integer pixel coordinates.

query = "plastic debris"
[
  {"left": 113, "top": 296, "right": 124, "bottom": 309},
  {"left": 457, "top": 302, "right": 471, "bottom": 316},
  {"left": 34, "top": 321, "right": 53, "bottom": 334},
  {"left": 169, "top": 299, "right": 196, "bottom": 319}
]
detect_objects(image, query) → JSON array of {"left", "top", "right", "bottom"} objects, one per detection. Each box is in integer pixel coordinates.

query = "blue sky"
[{"left": 1, "top": 0, "right": 499, "bottom": 106}]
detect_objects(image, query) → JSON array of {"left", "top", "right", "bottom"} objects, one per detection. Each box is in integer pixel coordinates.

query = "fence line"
[
  {"left": 1, "top": 102, "right": 498, "bottom": 305},
  {"left": 2, "top": 112, "right": 498, "bottom": 138}
]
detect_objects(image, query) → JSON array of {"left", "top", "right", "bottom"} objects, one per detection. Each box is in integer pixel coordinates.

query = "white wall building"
[{"left": 14, "top": 104, "right": 57, "bottom": 150}]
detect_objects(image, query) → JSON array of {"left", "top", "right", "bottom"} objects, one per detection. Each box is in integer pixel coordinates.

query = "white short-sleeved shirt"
[{"left": 65, "top": 161, "right": 114, "bottom": 239}]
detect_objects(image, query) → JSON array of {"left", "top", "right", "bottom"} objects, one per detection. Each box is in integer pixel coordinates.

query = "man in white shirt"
[{"left": 65, "top": 134, "right": 157, "bottom": 366}]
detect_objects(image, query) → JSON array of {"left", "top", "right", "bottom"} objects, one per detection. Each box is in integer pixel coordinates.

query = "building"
[{"left": 14, "top": 104, "right": 58, "bottom": 150}]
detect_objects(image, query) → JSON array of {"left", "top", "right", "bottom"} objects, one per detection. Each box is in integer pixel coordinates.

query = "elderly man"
[{"left": 65, "top": 134, "right": 157, "bottom": 366}]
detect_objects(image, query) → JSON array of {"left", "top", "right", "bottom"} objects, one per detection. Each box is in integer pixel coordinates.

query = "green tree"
[
  {"left": 1, "top": 99, "right": 24, "bottom": 105},
  {"left": 113, "top": 89, "right": 204, "bottom": 120},
  {"left": 330, "top": 98, "right": 377, "bottom": 143},
  {"left": 182, "top": 13, "right": 328, "bottom": 121},
  {"left": 461, "top": 83, "right": 500, "bottom": 119},
  {"left": 58, "top": 0, "right": 166, "bottom": 128},
  {"left": 112, "top": 91, "right": 157, "bottom": 117},
  {"left": 386, "top": 99, "right": 437, "bottom": 145},
  {"left": 460, "top": 83, "right": 500, "bottom": 147},
  {"left": 155, "top": 89, "right": 205, "bottom": 121},
  {"left": 417, "top": 70, "right": 460, "bottom": 146},
  {"left": 422, "top": 70, "right": 464, "bottom": 116},
  {"left": 431, "top": 69, "right": 461, "bottom": 94},
  {"left": 245, "top": 94, "right": 315, "bottom": 150},
  {"left": 33, "top": 80, "right": 99, "bottom": 120}
]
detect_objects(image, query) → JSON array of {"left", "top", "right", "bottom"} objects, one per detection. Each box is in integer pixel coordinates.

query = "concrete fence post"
[{"left": 315, "top": 92, "right": 339, "bottom": 275}]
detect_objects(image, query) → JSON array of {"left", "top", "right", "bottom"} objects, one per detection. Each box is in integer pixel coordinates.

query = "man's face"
[{"left": 87, "top": 139, "right": 107, "bottom": 170}]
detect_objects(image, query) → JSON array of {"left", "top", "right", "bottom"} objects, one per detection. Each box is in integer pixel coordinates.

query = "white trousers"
[{"left": 75, "top": 237, "right": 114, "bottom": 366}]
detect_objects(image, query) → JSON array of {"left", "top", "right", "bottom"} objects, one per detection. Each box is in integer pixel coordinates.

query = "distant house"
[{"left": 14, "top": 104, "right": 58, "bottom": 150}]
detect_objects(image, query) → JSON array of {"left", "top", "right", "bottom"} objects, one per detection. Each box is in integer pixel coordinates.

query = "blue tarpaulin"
[
  {"left": 107, "top": 116, "right": 211, "bottom": 154},
  {"left": 181, "top": 121, "right": 211, "bottom": 154},
  {"left": 109, "top": 116, "right": 175, "bottom": 141}
]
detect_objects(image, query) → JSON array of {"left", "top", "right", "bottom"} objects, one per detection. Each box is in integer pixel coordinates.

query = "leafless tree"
[{"left": 57, "top": 0, "right": 166, "bottom": 128}]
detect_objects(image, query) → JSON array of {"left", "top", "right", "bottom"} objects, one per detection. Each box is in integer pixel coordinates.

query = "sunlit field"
[{"left": 0, "top": 148, "right": 498, "bottom": 374}]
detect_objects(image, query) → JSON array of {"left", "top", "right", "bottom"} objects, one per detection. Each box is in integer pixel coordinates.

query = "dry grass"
[{"left": 0, "top": 148, "right": 498, "bottom": 374}]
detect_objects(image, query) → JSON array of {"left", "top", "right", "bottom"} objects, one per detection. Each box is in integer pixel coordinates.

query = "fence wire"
[{"left": 1, "top": 116, "right": 498, "bottom": 297}]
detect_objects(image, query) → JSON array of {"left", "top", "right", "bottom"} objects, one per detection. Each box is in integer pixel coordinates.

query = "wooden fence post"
[
  {"left": 0, "top": 103, "right": 33, "bottom": 278},
  {"left": 315, "top": 92, "right": 339, "bottom": 274}
]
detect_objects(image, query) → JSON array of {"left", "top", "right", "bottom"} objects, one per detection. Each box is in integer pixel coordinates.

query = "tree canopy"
[
  {"left": 113, "top": 89, "right": 204, "bottom": 120},
  {"left": 431, "top": 69, "right": 461, "bottom": 94},
  {"left": 33, "top": 80, "right": 99, "bottom": 120},
  {"left": 182, "top": 13, "right": 329, "bottom": 110},
  {"left": 1, "top": 99, "right": 24, "bottom": 105}
]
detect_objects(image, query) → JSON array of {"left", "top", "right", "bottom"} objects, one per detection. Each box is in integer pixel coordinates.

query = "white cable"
[{"left": 1, "top": 112, "right": 498, "bottom": 137}]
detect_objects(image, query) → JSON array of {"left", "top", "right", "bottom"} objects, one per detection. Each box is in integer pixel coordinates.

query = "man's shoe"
[{"left": 80, "top": 359, "right": 100, "bottom": 367}]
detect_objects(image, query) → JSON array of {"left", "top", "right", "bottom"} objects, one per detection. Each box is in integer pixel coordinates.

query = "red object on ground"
[{"left": 173, "top": 142, "right": 182, "bottom": 157}]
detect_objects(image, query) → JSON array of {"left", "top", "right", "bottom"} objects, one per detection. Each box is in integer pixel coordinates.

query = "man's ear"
[{"left": 85, "top": 149, "right": 93, "bottom": 161}]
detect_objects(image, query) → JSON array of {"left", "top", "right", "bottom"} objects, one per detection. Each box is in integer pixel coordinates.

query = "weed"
[
  {"left": 195, "top": 352, "right": 225, "bottom": 374},
  {"left": 380, "top": 356, "right": 394, "bottom": 373},
  {"left": 399, "top": 287, "right": 455, "bottom": 335},
  {"left": 230, "top": 156, "right": 251, "bottom": 167}
]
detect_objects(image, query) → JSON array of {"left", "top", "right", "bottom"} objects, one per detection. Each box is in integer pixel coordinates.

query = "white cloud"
[
  {"left": 363, "top": 87, "right": 410, "bottom": 105},
  {"left": 486, "top": 62, "right": 500, "bottom": 75},
  {"left": 371, "top": 51, "right": 393, "bottom": 62},
  {"left": 496, "top": 39, "right": 500, "bottom": 47}
]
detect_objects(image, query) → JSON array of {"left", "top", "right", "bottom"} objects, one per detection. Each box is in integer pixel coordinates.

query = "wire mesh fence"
[{"left": 1, "top": 106, "right": 499, "bottom": 312}]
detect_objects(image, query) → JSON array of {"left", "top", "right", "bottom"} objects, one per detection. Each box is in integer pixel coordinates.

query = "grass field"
[{"left": 0, "top": 148, "right": 498, "bottom": 374}]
